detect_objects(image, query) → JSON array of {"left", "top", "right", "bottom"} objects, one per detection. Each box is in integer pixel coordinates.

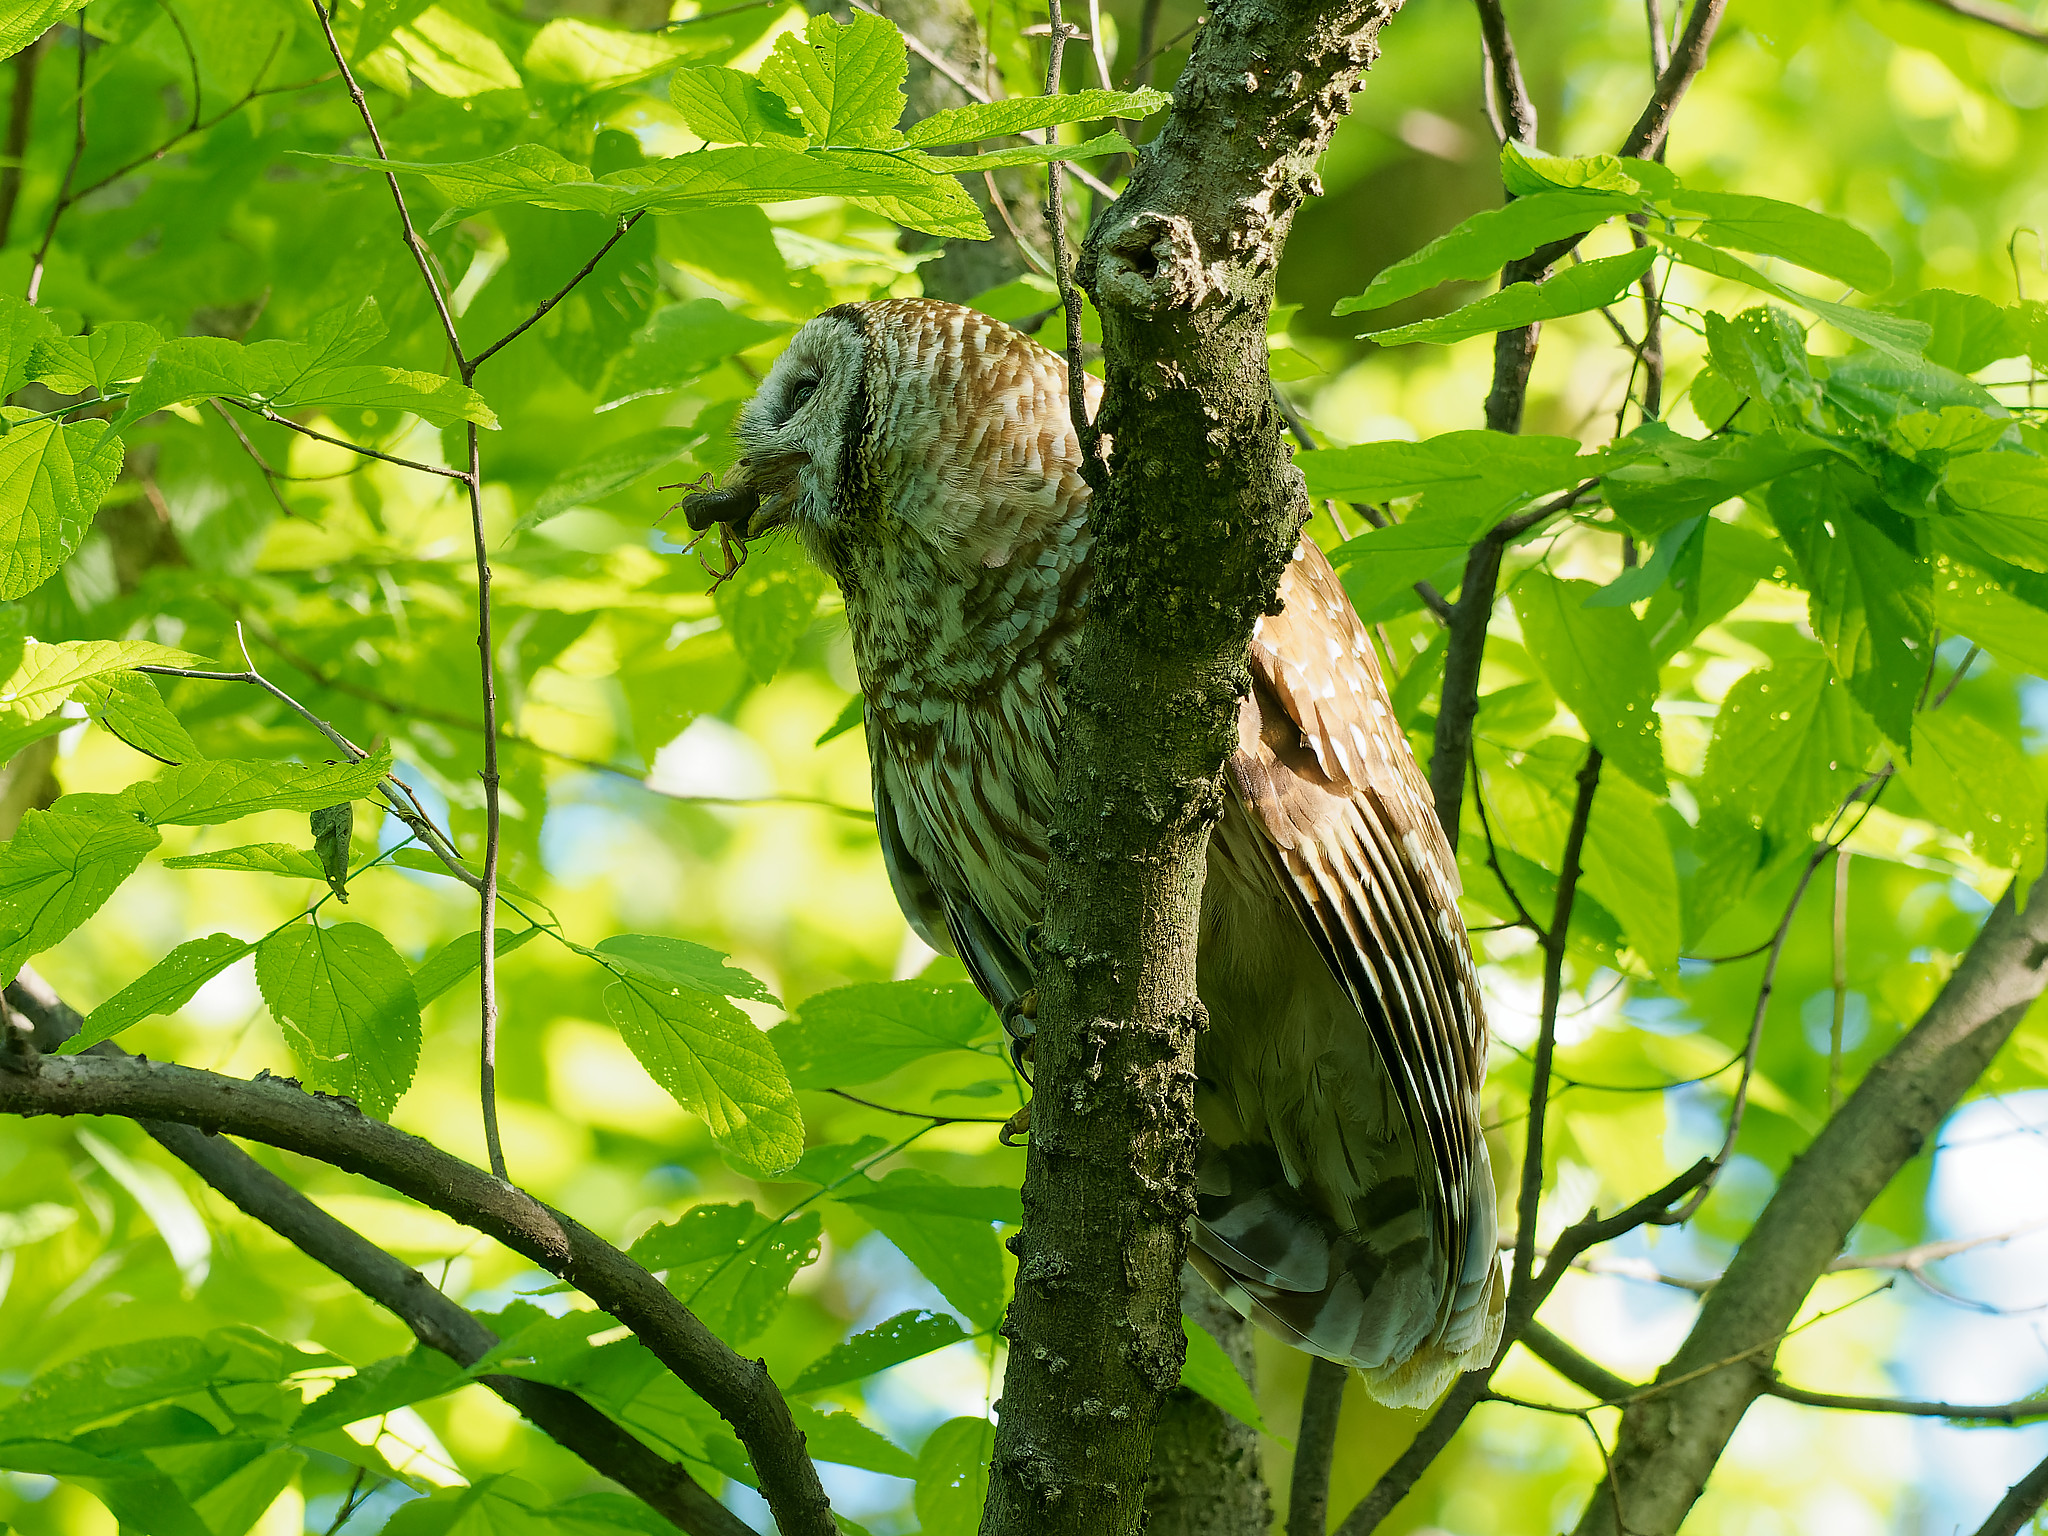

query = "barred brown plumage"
[{"left": 682, "top": 296, "right": 1504, "bottom": 1405}]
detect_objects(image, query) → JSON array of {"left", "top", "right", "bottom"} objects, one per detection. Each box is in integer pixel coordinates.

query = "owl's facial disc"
[{"left": 726, "top": 315, "right": 866, "bottom": 547}]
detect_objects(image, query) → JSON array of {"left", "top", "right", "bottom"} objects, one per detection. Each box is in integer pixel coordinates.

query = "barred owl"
[{"left": 683, "top": 298, "right": 1503, "bottom": 1406}]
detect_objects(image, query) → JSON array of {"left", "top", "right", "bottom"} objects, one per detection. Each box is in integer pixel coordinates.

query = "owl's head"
[{"left": 681, "top": 298, "right": 1091, "bottom": 582}]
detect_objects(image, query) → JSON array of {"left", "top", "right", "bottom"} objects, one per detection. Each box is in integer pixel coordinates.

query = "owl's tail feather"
[{"left": 1188, "top": 1140, "right": 1504, "bottom": 1409}]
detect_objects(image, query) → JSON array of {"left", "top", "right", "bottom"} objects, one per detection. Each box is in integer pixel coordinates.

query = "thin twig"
[
  {"left": 1042, "top": 0, "right": 1098, "bottom": 467},
  {"left": 1621, "top": 0, "right": 1730, "bottom": 159},
  {"left": 1829, "top": 848, "right": 1849, "bottom": 1111},
  {"left": 1915, "top": 0, "right": 2048, "bottom": 43},
  {"left": 224, "top": 399, "right": 469, "bottom": 479},
  {"left": 823, "top": 1087, "right": 1011, "bottom": 1125},
  {"left": 0, "top": 37, "right": 42, "bottom": 248},
  {"left": 471, "top": 213, "right": 645, "bottom": 373},
  {"left": 26, "top": 7, "right": 87, "bottom": 305},
  {"left": 1471, "top": 0, "right": 1536, "bottom": 146}
]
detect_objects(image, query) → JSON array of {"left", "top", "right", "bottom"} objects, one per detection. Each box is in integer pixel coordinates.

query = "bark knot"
[{"left": 1093, "top": 212, "right": 1218, "bottom": 315}]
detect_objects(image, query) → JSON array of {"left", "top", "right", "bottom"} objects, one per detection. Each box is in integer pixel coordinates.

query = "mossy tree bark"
[{"left": 979, "top": 2, "right": 1405, "bottom": 1532}]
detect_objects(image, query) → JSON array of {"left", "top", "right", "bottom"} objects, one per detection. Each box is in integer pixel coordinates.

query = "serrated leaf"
[
  {"left": 837, "top": 1172, "right": 1005, "bottom": 1328},
  {"left": 1647, "top": 230, "right": 1931, "bottom": 356},
  {"left": 0, "top": 807, "right": 161, "bottom": 983},
  {"left": 592, "top": 932, "right": 778, "bottom": 1003},
  {"left": 520, "top": 428, "right": 702, "bottom": 533},
  {"left": 1500, "top": 142, "right": 1677, "bottom": 200},
  {"left": 627, "top": 1201, "right": 758, "bottom": 1270},
  {"left": 680, "top": 1209, "right": 822, "bottom": 1344},
  {"left": 670, "top": 65, "right": 808, "bottom": 146},
  {"left": 124, "top": 748, "right": 394, "bottom": 827},
  {"left": 791, "top": 1404, "right": 914, "bottom": 1477},
  {"left": 715, "top": 533, "right": 825, "bottom": 683},
  {"left": 1698, "top": 653, "right": 1875, "bottom": 842},
  {"left": 523, "top": 16, "right": 701, "bottom": 88},
  {"left": 789, "top": 1309, "right": 970, "bottom": 1393},
  {"left": 65, "top": 934, "right": 256, "bottom": 1052},
  {"left": 1892, "top": 289, "right": 2020, "bottom": 373},
  {"left": 0, "top": 418, "right": 125, "bottom": 599},
  {"left": 75, "top": 672, "right": 200, "bottom": 765},
  {"left": 914, "top": 1417, "right": 992, "bottom": 1536},
  {"left": 1335, "top": 190, "right": 1640, "bottom": 315},
  {"left": 1935, "top": 562, "right": 2048, "bottom": 677},
  {"left": 0, "top": 639, "right": 202, "bottom": 723},
  {"left": 1675, "top": 189, "right": 1892, "bottom": 293},
  {"left": 1942, "top": 452, "right": 2048, "bottom": 572},
  {"left": 597, "top": 300, "right": 788, "bottom": 412},
  {"left": 0, "top": 1338, "right": 228, "bottom": 1440},
  {"left": 1769, "top": 463, "right": 1934, "bottom": 746},
  {"left": 412, "top": 927, "right": 541, "bottom": 1007},
  {"left": 161, "top": 843, "right": 327, "bottom": 879},
  {"left": 905, "top": 131, "right": 1133, "bottom": 176},
  {"left": 390, "top": 6, "right": 521, "bottom": 97},
  {"left": 757, "top": 11, "right": 907, "bottom": 149},
  {"left": 1511, "top": 574, "right": 1665, "bottom": 790},
  {"left": 1579, "top": 775, "right": 1680, "bottom": 972},
  {"left": 255, "top": 922, "right": 422, "bottom": 1117},
  {"left": 905, "top": 86, "right": 1170, "bottom": 148},
  {"left": 27, "top": 321, "right": 161, "bottom": 394},
  {"left": 1365, "top": 247, "right": 1656, "bottom": 345},
  {"left": 1302, "top": 431, "right": 1597, "bottom": 522},
  {"left": 311, "top": 803, "right": 353, "bottom": 901},
  {"left": 1177, "top": 1315, "right": 1274, "bottom": 1436},
  {"left": 603, "top": 975, "right": 803, "bottom": 1174},
  {"left": 0, "top": 0, "right": 87, "bottom": 63},
  {"left": 1900, "top": 709, "right": 2042, "bottom": 868},
  {"left": 768, "top": 980, "right": 998, "bottom": 1088},
  {"left": 834, "top": 1174, "right": 1020, "bottom": 1226}
]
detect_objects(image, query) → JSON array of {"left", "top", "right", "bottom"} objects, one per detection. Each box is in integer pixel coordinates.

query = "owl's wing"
[
  {"left": 1222, "top": 538, "right": 1494, "bottom": 1357},
  {"left": 871, "top": 713, "right": 1032, "bottom": 1017}
]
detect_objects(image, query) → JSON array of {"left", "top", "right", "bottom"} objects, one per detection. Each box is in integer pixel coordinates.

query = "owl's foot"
[
  {"left": 1000, "top": 1099, "right": 1032, "bottom": 1146},
  {"left": 1000, "top": 988, "right": 1038, "bottom": 1040}
]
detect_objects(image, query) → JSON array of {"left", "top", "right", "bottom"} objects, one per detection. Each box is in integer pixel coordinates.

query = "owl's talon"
[
  {"left": 1000, "top": 989, "right": 1037, "bottom": 1039},
  {"left": 999, "top": 1100, "right": 1032, "bottom": 1146}
]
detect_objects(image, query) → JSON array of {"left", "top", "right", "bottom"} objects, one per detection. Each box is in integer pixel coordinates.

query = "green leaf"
[
  {"left": 0, "top": 1200, "right": 75, "bottom": 1248},
  {"left": 0, "top": 1333, "right": 293, "bottom": 1440},
  {"left": 1942, "top": 452, "right": 2048, "bottom": 572},
  {"left": 272, "top": 365, "right": 497, "bottom": 429},
  {"left": 757, "top": 11, "right": 908, "bottom": 149},
  {"left": 815, "top": 692, "right": 864, "bottom": 747},
  {"left": 1584, "top": 515, "right": 1703, "bottom": 609},
  {"left": 1936, "top": 561, "right": 2048, "bottom": 677},
  {"left": 592, "top": 932, "right": 778, "bottom": 1004},
  {"left": 769, "top": 980, "right": 997, "bottom": 1089},
  {"left": 790, "top": 1404, "right": 915, "bottom": 1478},
  {"left": 715, "top": 533, "right": 826, "bottom": 683},
  {"left": 1646, "top": 230, "right": 1931, "bottom": 356},
  {"left": 1705, "top": 305, "right": 1823, "bottom": 434},
  {"left": 1900, "top": 709, "right": 2042, "bottom": 869},
  {"left": 65, "top": 934, "right": 257, "bottom": 1052},
  {"left": 1364, "top": 247, "right": 1656, "bottom": 345},
  {"left": 628, "top": 1201, "right": 757, "bottom": 1270},
  {"left": 906, "top": 131, "right": 1134, "bottom": 176},
  {"left": 597, "top": 300, "right": 788, "bottom": 412},
  {"left": 914, "top": 1417, "right": 993, "bottom": 1536},
  {"left": 1698, "top": 653, "right": 1875, "bottom": 842},
  {"left": 842, "top": 172, "right": 990, "bottom": 241},
  {"left": 1579, "top": 774, "right": 1680, "bottom": 972},
  {"left": 311, "top": 803, "right": 353, "bottom": 901},
  {"left": 522, "top": 16, "right": 702, "bottom": 88},
  {"left": 1674, "top": 189, "right": 1892, "bottom": 293},
  {"left": 521, "top": 428, "right": 703, "bottom": 533},
  {"left": 1769, "top": 463, "right": 1934, "bottom": 745},
  {"left": 28, "top": 321, "right": 162, "bottom": 395},
  {"left": 296, "top": 1348, "right": 469, "bottom": 1436},
  {"left": 684, "top": 1209, "right": 823, "bottom": 1344},
  {"left": 123, "top": 748, "right": 394, "bottom": 827},
  {"left": 412, "top": 927, "right": 541, "bottom": 1007},
  {"left": 1334, "top": 190, "right": 1641, "bottom": 314},
  {"left": 1500, "top": 142, "right": 1677, "bottom": 200},
  {"left": 0, "top": 807, "right": 161, "bottom": 983},
  {"left": 1892, "top": 289, "right": 2021, "bottom": 373},
  {"left": 1177, "top": 1315, "right": 1273, "bottom": 1436},
  {"left": 670, "top": 65, "right": 808, "bottom": 146},
  {"left": 312, "top": 143, "right": 597, "bottom": 217},
  {"left": 1601, "top": 423, "right": 1831, "bottom": 535},
  {"left": 904, "top": 87, "right": 1170, "bottom": 148},
  {"left": 837, "top": 1171, "right": 1005, "bottom": 1328},
  {"left": 0, "top": 0, "right": 86, "bottom": 62},
  {"left": 1511, "top": 574, "right": 1665, "bottom": 790},
  {"left": 788, "top": 1309, "right": 970, "bottom": 1393},
  {"left": 603, "top": 975, "right": 804, "bottom": 1175},
  {"left": 0, "top": 418, "right": 125, "bottom": 599},
  {"left": 0, "top": 639, "right": 201, "bottom": 724},
  {"left": 1302, "top": 430, "right": 1598, "bottom": 521},
  {"left": 0, "top": 296, "right": 57, "bottom": 397},
  {"left": 835, "top": 1173, "right": 1021, "bottom": 1226},
  {"left": 382, "top": 1478, "right": 556, "bottom": 1536},
  {"left": 389, "top": 7, "right": 522, "bottom": 97},
  {"left": 255, "top": 922, "right": 423, "bottom": 1118},
  {"left": 160, "top": 844, "right": 328, "bottom": 879},
  {"left": 75, "top": 672, "right": 199, "bottom": 764}
]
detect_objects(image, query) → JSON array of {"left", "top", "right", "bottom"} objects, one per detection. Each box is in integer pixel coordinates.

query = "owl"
[{"left": 682, "top": 297, "right": 1503, "bottom": 1406}]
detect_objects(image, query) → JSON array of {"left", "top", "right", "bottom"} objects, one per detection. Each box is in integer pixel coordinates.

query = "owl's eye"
[{"left": 788, "top": 379, "right": 819, "bottom": 413}]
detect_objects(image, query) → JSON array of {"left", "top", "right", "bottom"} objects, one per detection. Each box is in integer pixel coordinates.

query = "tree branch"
[
  {"left": 1571, "top": 852, "right": 2048, "bottom": 1536},
  {"left": 1287, "top": 1358, "right": 1348, "bottom": 1536},
  {"left": 0, "top": 1049, "right": 836, "bottom": 1536},
  {"left": 1974, "top": 1451, "right": 2048, "bottom": 1536},
  {"left": 1915, "top": 0, "right": 2048, "bottom": 44},
  {"left": 471, "top": 213, "right": 646, "bottom": 374}
]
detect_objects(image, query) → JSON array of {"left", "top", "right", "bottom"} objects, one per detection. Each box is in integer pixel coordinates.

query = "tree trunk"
[
  {"left": 980, "top": 3, "right": 1404, "bottom": 1533},
  {"left": 1144, "top": 1270, "right": 1274, "bottom": 1536},
  {"left": 1573, "top": 860, "right": 2048, "bottom": 1536}
]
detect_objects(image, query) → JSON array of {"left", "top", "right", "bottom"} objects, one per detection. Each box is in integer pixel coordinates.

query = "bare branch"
[
  {"left": 1288, "top": 1359, "right": 1349, "bottom": 1536},
  {"left": 1620, "top": 0, "right": 1730, "bottom": 159},
  {"left": 1917, "top": 0, "right": 2048, "bottom": 44},
  {"left": 224, "top": 399, "right": 470, "bottom": 479},
  {"left": 1471, "top": 0, "right": 1536, "bottom": 146},
  {"left": 471, "top": 213, "right": 646, "bottom": 374},
  {"left": 1974, "top": 1451, "right": 2048, "bottom": 1536},
  {"left": 0, "top": 1048, "right": 837, "bottom": 1536},
  {"left": 1042, "top": 0, "right": 1098, "bottom": 465},
  {"left": 26, "top": 9, "right": 86, "bottom": 305}
]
